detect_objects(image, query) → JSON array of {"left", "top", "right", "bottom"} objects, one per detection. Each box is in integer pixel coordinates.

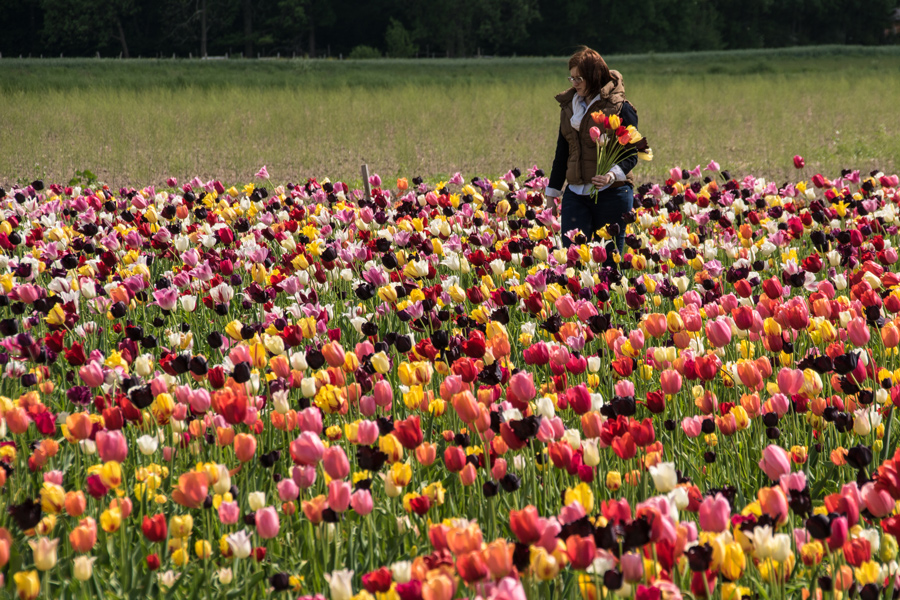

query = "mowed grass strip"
[{"left": 1, "top": 46, "right": 899, "bottom": 188}]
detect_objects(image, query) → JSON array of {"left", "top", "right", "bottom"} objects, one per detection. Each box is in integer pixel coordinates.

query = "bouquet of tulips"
[{"left": 588, "top": 110, "right": 652, "bottom": 201}]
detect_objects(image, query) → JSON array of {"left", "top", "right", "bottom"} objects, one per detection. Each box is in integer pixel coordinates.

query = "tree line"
[{"left": 1, "top": 0, "right": 898, "bottom": 59}]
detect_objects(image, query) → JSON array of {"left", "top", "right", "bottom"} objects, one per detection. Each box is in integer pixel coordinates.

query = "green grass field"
[{"left": 2, "top": 45, "right": 899, "bottom": 188}]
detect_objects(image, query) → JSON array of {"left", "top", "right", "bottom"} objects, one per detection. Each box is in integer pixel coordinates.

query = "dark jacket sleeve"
[
  {"left": 548, "top": 128, "right": 568, "bottom": 191},
  {"left": 616, "top": 101, "right": 639, "bottom": 176}
]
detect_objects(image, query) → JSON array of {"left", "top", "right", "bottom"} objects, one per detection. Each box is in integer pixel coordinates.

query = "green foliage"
[
  {"left": 384, "top": 18, "right": 417, "bottom": 58},
  {"left": 68, "top": 168, "right": 98, "bottom": 187},
  {"left": 347, "top": 45, "right": 382, "bottom": 59},
  {"left": 1, "top": 0, "right": 897, "bottom": 59}
]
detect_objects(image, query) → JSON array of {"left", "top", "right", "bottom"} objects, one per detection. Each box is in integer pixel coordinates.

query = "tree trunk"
[
  {"left": 243, "top": 0, "right": 253, "bottom": 57},
  {"left": 116, "top": 16, "right": 130, "bottom": 58},
  {"left": 201, "top": 0, "right": 208, "bottom": 57},
  {"left": 308, "top": 14, "right": 315, "bottom": 57}
]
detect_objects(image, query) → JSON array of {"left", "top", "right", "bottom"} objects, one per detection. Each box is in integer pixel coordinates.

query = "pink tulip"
[
  {"left": 79, "top": 362, "right": 105, "bottom": 387},
  {"left": 779, "top": 471, "right": 807, "bottom": 493},
  {"left": 96, "top": 430, "right": 128, "bottom": 463},
  {"left": 491, "top": 458, "right": 508, "bottom": 480},
  {"left": 460, "top": 463, "right": 478, "bottom": 486},
  {"left": 289, "top": 431, "right": 325, "bottom": 466},
  {"left": 327, "top": 480, "right": 352, "bottom": 512},
  {"left": 277, "top": 479, "right": 300, "bottom": 502},
  {"left": 358, "top": 394, "right": 376, "bottom": 416},
  {"left": 828, "top": 516, "right": 848, "bottom": 551},
  {"left": 681, "top": 416, "right": 703, "bottom": 438},
  {"left": 351, "top": 490, "right": 374, "bottom": 515},
  {"left": 620, "top": 552, "right": 644, "bottom": 582},
  {"left": 660, "top": 369, "right": 682, "bottom": 395},
  {"left": 776, "top": 368, "right": 804, "bottom": 396},
  {"left": 705, "top": 318, "right": 732, "bottom": 348},
  {"left": 508, "top": 372, "right": 535, "bottom": 404},
  {"left": 323, "top": 446, "right": 350, "bottom": 480},
  {"left": 297, "top": 407, "right": 323, "bottom": 434},
  {"left": 14, "top": 284, "right": 42, "bottom": 304},
  {"left": 861, "top": 482, "right": 894, "bottom": 518},
  {"left": 575, "top": 301, "right": 598, "bottom": 322},
  {"left": 614, "top": 380, "right": 635, "bottom": 397},
  {"left": 218, "top": 501, "right": 240, "bottom": 524},
  {"left": 560, "top": 502, "right": 587, "bottom": 526},
  {"left": 589, "top": 127, "right": 601, "bottom": 143},
  {"left": 44, "top": 470, "right": 64, "bottom": 485},
  {"left": 628, "top": 329, "right": 645, "bottom": 351},
  {"left": 291, "top": 465, "right": 317, "bottom": 489},
  {"left": 768, "top": 393, "right": 791, "bottom": 417},
  {"left": 698, "top": 494, "right": 730, "bottom": 532},
  {"left": 555, "top": 294, "right": 577, "bottom": 319},
  {"left": 847, "top": 317, "right": 870, "bottom": 347},
  {"left": 152, "top": 288, "right": 178, "bottom": 311},
  {"left": 373, "top": 380, "right": 393, "bottom": 407},
  {"left": 759, "top": 444, "right": 791, "bottom": 481},
  {"left": 255, "top": 507, "right": 280, "bottom": 539},
  {"left": 190, "top": 389, "right": 211, "bottom": 413},
  {"left": 549, "top": 345, "right": 570, "bottom": 367},
  {"left": 356, "top": 420, "right": 380, "bottom": 446}
]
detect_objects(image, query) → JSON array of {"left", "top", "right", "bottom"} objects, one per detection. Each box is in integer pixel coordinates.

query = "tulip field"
[{"left": 3, "top": 157, "right": 900, "bottom": 600}]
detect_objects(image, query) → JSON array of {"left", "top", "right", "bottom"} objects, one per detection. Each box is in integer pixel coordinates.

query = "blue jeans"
[{"left": 560, "top": 185, "right": 632, "bottom": 255}]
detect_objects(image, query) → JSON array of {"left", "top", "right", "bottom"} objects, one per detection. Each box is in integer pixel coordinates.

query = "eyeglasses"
[{"left": 568, "top": 76, "right": 584, "bottom": 83}]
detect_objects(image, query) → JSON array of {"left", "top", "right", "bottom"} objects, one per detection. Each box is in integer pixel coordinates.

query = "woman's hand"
[{"left": 591, "top": 173, "right": 613, "bottom": 187}]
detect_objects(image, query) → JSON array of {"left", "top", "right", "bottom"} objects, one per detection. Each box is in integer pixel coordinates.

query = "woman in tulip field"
[
  {"left": 546, "top": 46, "right": 646, "bottom": 256},
  {"left": 2, "top": 158, "right": 900, "bottom": 600}
]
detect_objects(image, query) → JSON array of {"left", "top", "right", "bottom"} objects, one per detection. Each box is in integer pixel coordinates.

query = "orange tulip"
[
  {"left": 451, "top": 391, "right": 481, "bottom": 424},
  {"left": 446, "top": 522, "right": 483, "bottom": 555},
  {"left": 65, "top": 413, "right": 93, "bottom": 440},
  {"left": 483, "top": 539, "right": 513, "bottom": 579},
  {"left": 68, "top": 517, "right": 97, "bottom": 552},
  {"left": 5, "top": 407, "right": 30, "bottom": 434},
  {"left": 64, "top": 491, "right": 87, "bottom": 517},
  {"left": 233, "top": 433, "right": 257, "bottom": 463},
  {"left": 172, "top": 471, "right": 209, "bottom": 509},
  {"left": 415, "top": 442, "right": 437, "bottom": 466}
]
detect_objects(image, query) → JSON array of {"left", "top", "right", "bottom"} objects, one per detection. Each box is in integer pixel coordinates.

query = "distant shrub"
[
  {"left": 348, "top": 45, "right": 381, "bottom": 59},
  {"left": 385, "top": 18, "right": 417, "bottom": 58}
]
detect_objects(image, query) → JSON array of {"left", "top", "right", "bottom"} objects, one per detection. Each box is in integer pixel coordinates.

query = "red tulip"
[
  {"left": 393, "top": 416, "right": 423, "bottom": 450},
  {"left": 362, "top": 568, "right": 393, "bottom": 594},
  {"left": 142, "top": 514, "right": 167, "bottom": 542},
  {"left": 509, "top": 506, "right": 542, "bottom": 545},
  {"left": 565, "top": 534, "right": 597, "bottom": 570},
  {"left": 612, "top": 432, "right": 637, "bottom": 460},
  {"left": 793, "top": 155, "right": 805, "bottom": 169},
  {"left": 456, "top": 551, "right": 488, "bottom": 583}
]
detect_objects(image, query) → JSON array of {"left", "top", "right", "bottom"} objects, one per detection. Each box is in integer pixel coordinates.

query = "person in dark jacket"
[{"left": 546, "top": 46, "right": 638, "bottom": 257}]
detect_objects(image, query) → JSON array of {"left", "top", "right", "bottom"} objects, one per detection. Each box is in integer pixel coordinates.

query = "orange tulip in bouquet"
[{"left": 588, "top": 110, "right": 652, "bottom": 200}]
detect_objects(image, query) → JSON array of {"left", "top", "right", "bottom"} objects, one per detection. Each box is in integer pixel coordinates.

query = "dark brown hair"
[{"left": 568, "top": 46, "right": 612, "bottom": 98}]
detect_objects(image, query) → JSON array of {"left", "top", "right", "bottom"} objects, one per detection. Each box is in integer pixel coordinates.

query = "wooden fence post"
[{"left": 361, "top": 164, "right": 371, "bottom": 201}]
